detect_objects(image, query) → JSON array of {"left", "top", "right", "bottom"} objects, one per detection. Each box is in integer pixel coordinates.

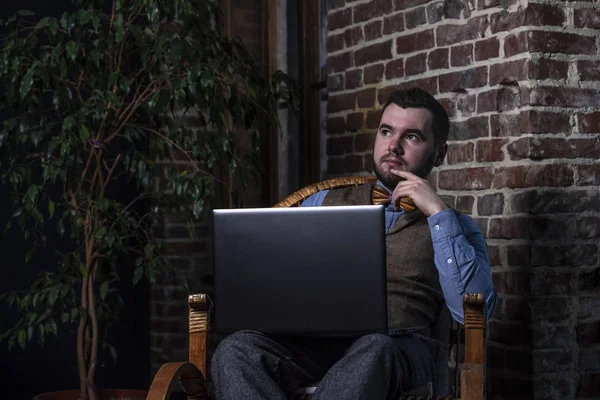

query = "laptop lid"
[{"left": 212, "top": 205, "right": 387, "bottom": 335}]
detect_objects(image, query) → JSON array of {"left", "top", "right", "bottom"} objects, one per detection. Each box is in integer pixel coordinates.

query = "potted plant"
[{"left": 0, "top": 0, "right": 297, "bottom": 399}]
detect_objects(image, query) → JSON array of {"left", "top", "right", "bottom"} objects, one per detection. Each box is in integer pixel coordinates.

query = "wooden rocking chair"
[{"left": 146, "top": 176, "right": 487, "bottom": 400}]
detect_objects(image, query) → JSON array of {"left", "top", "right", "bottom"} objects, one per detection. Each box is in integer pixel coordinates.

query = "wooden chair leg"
[
  {"left": 461, "top": 293, "right": 486, "bottom": 400},
  {"left": 146, "top": 362, "right": 208, "bottom": 400}
]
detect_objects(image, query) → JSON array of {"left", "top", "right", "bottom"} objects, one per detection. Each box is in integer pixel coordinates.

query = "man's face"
[{"left": 372, "top": 104, "right": 446, "bottom": 190}]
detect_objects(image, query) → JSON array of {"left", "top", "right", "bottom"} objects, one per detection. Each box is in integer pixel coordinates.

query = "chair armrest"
[
  {"left": 146, "top": 362, "right": 208, "bottom": 400},
  {"left": 189, "top": 294, "right": 212, "bottom": 379},
  {"left": 461, "top": 293, "right": 486, "bottom": 400}
]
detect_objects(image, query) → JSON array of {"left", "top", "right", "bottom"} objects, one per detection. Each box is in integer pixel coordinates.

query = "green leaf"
[
  {"left": 79, "top": 9, "right": 93, "bottom": 25},
  {"left": 70, "top": 308, "right": 79, "bottom": 321},
  {"left": 79, "top": 263, "right": 88, "bottom": 278},
  {"left": 96, "top": 226, "right": 106, "bottom": 239},
  {"left": 17, "top": 329, "right": 26, "bottom": 349},
  {"left": 108, "top": 344, "right": 118, "bottom": 362},
  {"left": 48, "top": 200, "right": 55, "bottom": 218},
  {"left": 16, "top": 10, "right": 35, "bottom": 16},
  {"left": 132, "top": 267, "right": 144, "bottom": 285},
  {"left": 19, "top": 65, "right": 37, "bottom": 99},
  {"left": 100, "top": 281, "right": 108, "bottom": 300},
  {"left": 144, "top": 244, "right": 153, "bottom": 257},
  {"left": 25, "top": 248, "right": 36, "bottom": 263},
  {"left": 48, "top": 287, "right": 59, "bottom": 305},
  {"left": 66, "top": 41, "right": 77, "bottom": 61}
]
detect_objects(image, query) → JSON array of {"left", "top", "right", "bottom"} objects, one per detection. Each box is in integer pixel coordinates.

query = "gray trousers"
[{"left": 211, "top": 330, "right": 437, "bottom": 400}]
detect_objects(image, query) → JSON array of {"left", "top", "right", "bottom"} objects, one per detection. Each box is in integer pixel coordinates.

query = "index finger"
[{"left": 390, "top": 169, "right": 418, "bottom": 180}]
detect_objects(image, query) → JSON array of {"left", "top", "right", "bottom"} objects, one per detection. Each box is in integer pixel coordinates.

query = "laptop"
[{"left": 212, "top": 205, "right": 387, "bottom": 335}]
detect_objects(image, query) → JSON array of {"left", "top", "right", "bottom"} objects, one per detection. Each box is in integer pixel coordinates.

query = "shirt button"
[
  {"left": 447, "top": 258, "right": 453, "bottom": 264},
  {"left": 434, "top": 224, "right": 440, "bottom": 231}
]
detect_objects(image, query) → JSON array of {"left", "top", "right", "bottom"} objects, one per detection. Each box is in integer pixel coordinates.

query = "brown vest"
[{"left": 322, "top": 184, "right": 446, "bottom": 334}]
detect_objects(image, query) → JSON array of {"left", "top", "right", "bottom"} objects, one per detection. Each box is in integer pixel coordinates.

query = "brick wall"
[{"left": 326, "top": 0, "right": 600, "bottom": 399}]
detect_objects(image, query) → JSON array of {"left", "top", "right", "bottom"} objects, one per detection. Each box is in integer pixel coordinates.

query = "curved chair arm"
[
  {"left": 274, "top": 176, "right": 376, "bottom": 207},
  {"left": 146, "top": 361, "right": 208, "bottom": 400}
]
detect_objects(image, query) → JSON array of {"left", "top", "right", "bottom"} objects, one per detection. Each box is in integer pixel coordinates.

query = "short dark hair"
[{"left": 379, "top": 87, "right": 450, "bottom": 146}]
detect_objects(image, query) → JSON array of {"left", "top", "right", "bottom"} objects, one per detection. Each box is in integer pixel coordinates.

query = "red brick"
[
  {"left": 438, "top": 167, "right": 494, "bottom": 190},
  {"left": 455, "top": 195, "right": 474, "bottom": 214},
  {"left": 327, "top": 33, "right": 345, "bottom": 52},
  {"left": 366, "top": 110, "right": 381, "bottom": 129},
  {"left": 476, "top": 139, "right": 507, "bottom": 162},
  {"left": 528, "top": 31, "right": 596, "bottom": 56},
  {"left": 383, "top": 12, "right": 405, "bottom": 35},
  {"left": 328, "top": 73, "right": 344, "bottom": 92},
  {"left": 355, "top": 39, "right": 393, "bottom": 67},
  {"left": 329, "top": 8, "right": 353, "bottom": 31},
  {"left": 527, "top": 87, "right": 599, "bottom": 108},
  {"left": 426, "top": 2, "right": 444, "bottom": 24},
  {"left": 577, "top": 165, "right": 600, "bottom": 186},
  {"left": 521, "top": 110, "right": 571, "bottom": 134},
  {"left": 364, "top": 63, "right": 384, "bottom": 84},
  {"left": 477, "top": 0, "right": 518, "bottom": 10},
  {"left": 574, "top": 8, "right": 600, "bottom": 28},
  {"left": 326, "top": 136, "right": 354, "bottom": 155},
  {"left": 578, "top": 112, "right": 600, "bottom": 134},
  {"left": 529, "top": 58, "right": 569, "bottom": 80},
  {"left": 474, "top": 37, "right": 499, "bottom": 61},
  {"left": 451, "top": 43, "right": 473, "bottom": 67},
  {"left": 327, "top": 117, "right": 347, "bottom": 136},
  {"left": 477, "top": 87, "right": 520, "bottom": 113},
  {"left": 405, "top": 6, "right": 426, "bottom": 29},
  {"left": 327, "top": 157, "right": 347, "bottom": 175},
  {"left": 488, "top": 217, "right": 529, "bottom": 239},
  {"left": 394, "top": 0, "right": 430, "bottom": 10},
  {"left": 328, "top": 0, "right": 345, "bottom": 11},
  {"left": 493, "top": 271, "right": 530, "bottom": 295},
  {"left": 346, "top": 112, "right": 364, "bottom": 132},
  {"left": 345, "top": 69, "right": 363, "bottom": 89},
  {"left": 428, "top": 48, "right": 448, "bottom": 70},
  {"left": 490, "top": 3, "right": 565, "bottom": 34},
  {"left": 439, "top": 66, "right": 488, "bottom": 93},
  {"left": 354, "top": 133, "right": 375, "bottom": 152},
  {"left": 356, "top": 88, "right": 376, "bottom": 108},
  {"left": 504, "top": 31, "right": 528, "bottom": 57},
  {"left": 327, "top": 92, "right": 356, "bottom": 113},
  {"left": 446, "top": 142, "right": 474, "bottom": 165},
  {"left": 393, "top": 76, "right": 438, "bottom": 95},
  {"left": 489, "top": 58, "right": 529, "bottom": 85},
  {"left": 345, "top": 154, "right": 365, "bottom": 173},
  {"left": 507, "top": 244, "right": 530, "bottom": 267},
  {"left": 405, "top": 53, "right": 427, "bottom": 76},
  {"left": 492, "top": 165, "right": 574, "bottom": 189},
  {"left": 534, "top": 270, "right": 578, "bottom": 296},
  {"left": 578, "top": 60, "right": 600, "bottom": 81},
  {"left": 529, "top": 216, "right": 575, "bottom": 240},
  {"left": 487, "top": 245, "right": 502, "bottom": 266},
  {"left": 364, "top": 20, "right": 382, "bottom": 41},
  {"left": 508, "top": 138, "right": 600, "bottom": 160},
  {"left": 577, "top": 216, "right": 600, "bottom": 239},
  {"left": 491, "top": 114, "right": 520, "bottom": 137},
  {"left": 327, "top": 51, "right": 353, "bottom": 73},
  {"left": 364, "top": 154, "right": 374, "bottom": 172},
  {"left": 510, "top": 189, "right": 600, "bottom": 215},
  {"left": 448, "top": 116, "right": 489, "bottom": 141},
  {"left": 456, "top": 94, "right": 476, "bottom": 117},
  {"left": 436, "top": 16, "right": 488, "bottom": 46},
  {"left": 353, "top": 0, "right": 391, "bottom": 23},
  {"left": 344, "top": 26, "right": 363, "bottom": 48},
  {"left": 384, "top": 58, "right": 404, "bottom": 80},
  {"left": 396, "top": 29, "right": 434, "bottom": 54},
  {"left": 477, "top": 193, "right": 504, "bottom": 216}
]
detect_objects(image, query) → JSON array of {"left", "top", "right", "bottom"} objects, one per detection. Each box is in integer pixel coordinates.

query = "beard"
[{"left": 373, "top": 151, "right": 437, "bottom": 190}]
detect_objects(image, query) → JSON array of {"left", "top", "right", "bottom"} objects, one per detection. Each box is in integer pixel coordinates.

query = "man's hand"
[{"left": 389, "top": 169, "right": 448, "bottom": 217}]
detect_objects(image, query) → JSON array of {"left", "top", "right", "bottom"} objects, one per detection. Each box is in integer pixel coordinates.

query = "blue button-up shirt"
[{"left": 301, "top": 185, "right": 497, "bottom": 324}]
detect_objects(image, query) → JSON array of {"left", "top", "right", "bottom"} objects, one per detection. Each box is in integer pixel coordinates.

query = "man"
[{"left": 211, "top": 87, "right": 497, "bottom": 399}]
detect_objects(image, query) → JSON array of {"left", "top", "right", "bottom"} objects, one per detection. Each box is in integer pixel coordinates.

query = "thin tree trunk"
[
  {"left": 87, "top": 260, "right": 100, "bottom": 400},
  {"left": 77, "top": 274, "right": 89, "bottom": 400}
]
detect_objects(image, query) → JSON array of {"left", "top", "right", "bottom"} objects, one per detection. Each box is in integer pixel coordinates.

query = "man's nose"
[{"left": 388, "top": 137, "right": 403, "bottom": 154}]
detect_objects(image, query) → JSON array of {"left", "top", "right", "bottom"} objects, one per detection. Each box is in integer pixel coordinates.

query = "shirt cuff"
[{"left": 427, "top": 208, "right": 463, "bottom": 242}]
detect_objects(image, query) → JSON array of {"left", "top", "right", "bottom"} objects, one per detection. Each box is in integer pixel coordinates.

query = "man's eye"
[
  {"left": 407, "top": 134, "right": 419, "bottom": 141},
  {"left": 381, "top": 130, "right": 392, "bottom": 136}
]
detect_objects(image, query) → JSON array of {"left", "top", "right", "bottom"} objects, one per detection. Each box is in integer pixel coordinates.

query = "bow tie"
[{"left": 371, "top": 185, "right": 417, "bottom": 212}]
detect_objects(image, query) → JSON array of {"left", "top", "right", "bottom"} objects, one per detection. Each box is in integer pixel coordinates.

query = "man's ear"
[{"left": 434, "top": 143, "right": 448, "bottom": 167}]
